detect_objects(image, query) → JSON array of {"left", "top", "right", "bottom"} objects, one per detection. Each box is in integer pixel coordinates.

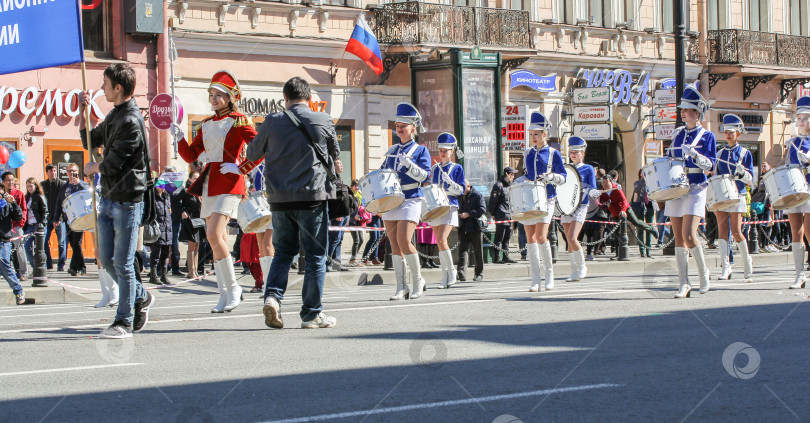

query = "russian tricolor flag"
[{"left": 345, "top": 15, "right": 383, "bottom": 75}]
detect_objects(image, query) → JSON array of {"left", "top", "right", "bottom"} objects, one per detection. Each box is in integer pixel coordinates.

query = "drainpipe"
[{"left": 155, "top": 0, "right": 171, "bottom": 171}]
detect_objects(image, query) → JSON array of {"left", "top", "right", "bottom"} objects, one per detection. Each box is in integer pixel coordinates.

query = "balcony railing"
[
  {"left": 369, "top": 2, "right": 531, "bottom": 50},
  {"left": 708, "top": 29, "right": 810, "bottom": 68}
]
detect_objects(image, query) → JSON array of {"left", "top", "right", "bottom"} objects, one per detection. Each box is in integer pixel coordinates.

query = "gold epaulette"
[
  {"left": 193, "top": 121, "right": 204, "bottom": 132},
  {"left": 232, "top": 114, "right": 253, "bottom": 128}
]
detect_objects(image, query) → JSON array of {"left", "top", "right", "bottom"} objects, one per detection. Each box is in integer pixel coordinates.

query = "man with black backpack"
[
  {"left": 246, "top": 77, "right": 339, "bottom": 329},
  {"left": 326, "top": 160, "right": 357, "bottom": 272},
  {"left": 80, "top": 63, "right": 154, "bottom": 339}
]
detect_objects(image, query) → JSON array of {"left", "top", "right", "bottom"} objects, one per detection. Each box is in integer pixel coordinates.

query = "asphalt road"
[{"left": 1, "top": 261, "right": 808, "bottom": 423}]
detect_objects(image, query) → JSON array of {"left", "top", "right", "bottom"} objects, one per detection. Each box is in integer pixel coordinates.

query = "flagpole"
[
  {"left": 169, "top": 24, "right": 178, "bottom": 160},
  {"left": 80, "top": 60, "right": 101, "bottom": 261}
]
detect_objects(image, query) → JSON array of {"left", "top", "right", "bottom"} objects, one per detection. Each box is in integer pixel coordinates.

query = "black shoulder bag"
[
  {"left": 284, "top": 110, "right": 351, "bottom": 219},
  {"left": 138, "top": 118, "right": 157, "bottom": 227}
]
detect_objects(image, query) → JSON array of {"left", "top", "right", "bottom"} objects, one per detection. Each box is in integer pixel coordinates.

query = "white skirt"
[
  {"left": 427, "top": 207, "right": 458, "bottom": 227},
  {"left": 519, "top": 198, "right": 556, "bottom": 225},
  {"left": 382, "top": 198, "right": 422, "bottom": 223},
  {"left": 665, "top": 184, "right": 707, "bottom": 218},
  {"left": 201, "top": 180, "right": 240, "bottom": 219},
  {"left": 785, "top": 198, "right": 810, "bottom": 214},
  {"left": 560, "top": 204, "right": 588, "bottom": 224},
  {"left": 716, "top": 196, "right": 747, "bottom": 214}
]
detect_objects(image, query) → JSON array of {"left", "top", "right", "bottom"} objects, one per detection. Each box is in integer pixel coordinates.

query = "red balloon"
[{"left": 0, "top": 146, "right": 9, "bottom": 165}]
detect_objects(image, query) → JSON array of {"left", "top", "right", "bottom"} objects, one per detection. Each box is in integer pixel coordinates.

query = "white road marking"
[
  {"left": 0, "top": 363, "right": 142, "bottom": 377},
  {"left": 255, "top": 383, "right": 621, "bottom": 423}
]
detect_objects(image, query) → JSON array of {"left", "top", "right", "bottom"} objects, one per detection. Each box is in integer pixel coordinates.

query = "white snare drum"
[
  {"left": 237, "top": 191, "right": 273, "bottom": 233},
  {"left": 763, "top": 164, "right": 810, "bottom": 210},
  {"left": 359, "top": 169, "right": 404, "bottom": 214},
  {"left": 421, "top": 184, "right": 451, "bottom": 222},
  {"left": 63, "top": 190, "right": 97, "bottom": 231},
  {"left": 706, "top": 174, "right": 740, "bottom": 212},
  {"left": 555, "top": 164, "right": 582, "bottom": 216},
  {"left": 509, "top": 181, "right": 548, "bottom": 220},
  {"left": 642, "top": 157, "right": 689, "bottom": 202}
]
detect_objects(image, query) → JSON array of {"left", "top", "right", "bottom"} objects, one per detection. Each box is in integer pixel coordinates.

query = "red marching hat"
[{"left": 209, "top": 70, "right": 241, "bottom": 101}]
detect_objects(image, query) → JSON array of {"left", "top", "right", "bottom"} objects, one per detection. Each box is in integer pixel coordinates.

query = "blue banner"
[
  {"left": 0, "top": 0, "right": 84, "bottom": 75},
  {"left": 510, "top": 70, "right": 556, "bottom": 92}
]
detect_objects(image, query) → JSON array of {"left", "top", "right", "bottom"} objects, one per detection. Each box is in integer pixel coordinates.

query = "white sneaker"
[
  {"left": 301, "top": 313, "right": 336, "bottom": 329},
  {"left": 262, "top": 297, "right": 283, "bottom": 329},
  {"left": 585, "top": 255, "right": 594, "bottom": 261}
]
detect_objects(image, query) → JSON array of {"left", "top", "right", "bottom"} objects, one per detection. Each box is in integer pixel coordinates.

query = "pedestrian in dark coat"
[
  {"left": 457, "top": 181, "right": 487, "bottom": 281},
  {"left": 148, "top": 187, "right": 173, "bottom": 284},
  {"left": 488, "top": 166, "right": 517, "bottom": 263}
]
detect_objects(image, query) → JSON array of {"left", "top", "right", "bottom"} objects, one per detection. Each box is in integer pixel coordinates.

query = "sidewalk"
[{"left": 0, "top": 245, "right": 793, "bottom": 305}]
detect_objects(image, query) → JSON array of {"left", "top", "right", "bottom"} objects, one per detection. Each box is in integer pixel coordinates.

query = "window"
[
  {"left": 335, "top": 120, "right": 355, "bottom": 185},
  {"left": 507, "top": 0, "right": 526, "bottom": 9},
  {"left": 747, "top": 0, "right": 770, "bottom": 31},
  {"left": 658, "top": 0, "right": 674, "bottom": 32},
  {"left": 453, "top": 0, "right": 476, "bottom": 5},
  {"left": 707, "top": 0, "right": 729, "bottom": 30},
  {"left": 618, "top": 0, "right": 639, "bottom": 29},
  {"left": 581, "top": 0, "right": 605, "bottom": 26},
  {"left": 555, "top": 0, "right": 575, "bottom": 24},
  {"left": 789, "top": 0, "right": 809, "bottom": 35},
  {"left": 82, "top": 0, "right": 109, "bottom": 53}
]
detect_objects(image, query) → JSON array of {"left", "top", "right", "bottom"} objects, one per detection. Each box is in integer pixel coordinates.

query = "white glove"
[
  {"left": 445, "top": 181, "right": 464, "bottom": 196},
  {"left": 735, "top": 164, "right": 753, "bottom": 185},
  {"left": 588, "top": 189, "right": 601, "bottom": 199},
  {"left": 440, "top": 171, "right": 453, "bottom": 185},
  {"left": 170, "top": 123, "right": 185, "bottom": 141},
  {"left": 220, "top": 162, "right": 240, "bottom": 175},
  {"left": 405, "top": 164, "right": 428, "bottom": 182},
  {"left": 397, "top": 156, "right": 414, "bottom": 172},
  {"left": 683, "top": 146, "right": 699, "bottom": 159},
  {"left": 541, "top": 173, "right": 564, "bottom": 186},
  {"left": 797, "top": 150, "right": 810, "bottom": 164}
]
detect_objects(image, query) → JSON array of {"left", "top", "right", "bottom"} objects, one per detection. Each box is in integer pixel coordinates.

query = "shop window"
[
  {"left": 82, "top": 0, "right": 109, "bottom": 53},
  {"left": 0, "top": 140, "right": 17, "bottom": 179},
  {"left": 335, "top": 121, "right": 355, "bottom": 185}
]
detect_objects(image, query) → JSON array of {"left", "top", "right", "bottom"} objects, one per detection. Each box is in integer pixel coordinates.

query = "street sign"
[
  {"left": 149, "top": 93, "right": 184, "bottom": 131},
  {"left": 653, "top": 88, "right": 676, "bottom": 105},
  {"left": 654, "top": 123, "right": 676, "bottom": 140},
  {"left": 645, "top": 141, "right": 660, "bottom": 156},
  {"left": 501, "top": 104, "right": 528, "bottom": 151},
  {"left": 573, "top": 86, "right": 612, "bottom": 104},
  {"left": 573, "top": 124, "right": 612, "bottom": 141},
  {"left": 573, "top": 105, "right": 612, "bottom": 123},
  {"left": 653, "top": 106, "right": 677, "bottom": 122}
]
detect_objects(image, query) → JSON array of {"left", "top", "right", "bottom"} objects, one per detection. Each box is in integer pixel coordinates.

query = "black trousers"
[
  {"left": 493, "top": 223, "right": 512, "bottom": 259},
  {"left": 67, "top": 229, "right": 85, "bottom": 271},
  {"left": 150, "top": 244, "right": 171, "bottom": 276},
  {"left": 457, "top": 229, "right": 483, "bottom": 279}
]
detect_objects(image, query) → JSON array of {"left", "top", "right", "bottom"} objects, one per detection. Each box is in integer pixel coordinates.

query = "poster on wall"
[
  {"left": 414, "top": 69, "right": 456, "bottom": 163},
  {"left": 462, "top": 68, "right": 498, "bottom": 198}
]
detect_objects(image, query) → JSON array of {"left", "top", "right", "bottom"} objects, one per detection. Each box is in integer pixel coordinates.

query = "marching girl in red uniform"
[{"left": 174, "top": 71, "right": 261, "bottom": 313}]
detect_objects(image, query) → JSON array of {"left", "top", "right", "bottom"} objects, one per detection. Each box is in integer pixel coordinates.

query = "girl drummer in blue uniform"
[
  {"left": 561, "top": 136, "right": 598, "bottom": 282},
  {"left": 786, "top": 96, "right": 810, "bottom": 289},
  {"left": 382, "top": 103, "right": 432, "bottom": 300},
  {"left": 517, "top": 112, "right": 566, "bottom": 292},
  {"left": 665, "top": 84, "right": 716, "bottom": 298},
  {"left": 428, "top": 133, "right": 466, "bottom": 289},
  {"left": 712, "top": 114, "right": 754, "bottom": 283}
]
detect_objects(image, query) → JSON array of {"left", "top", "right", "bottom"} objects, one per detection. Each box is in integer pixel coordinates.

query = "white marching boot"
[
  {"left": 735, "top": 240, "right": 753, "bottom": 283},
  {"left": 789, "top": 243, "right": 806, "bottom": 289},
  {"left": 438, "top": 249, "right": 456, "bottom": 289},
  {"left": 220, "top": 257, "right": 242, "bottom": 312},
  {"left": 674, "top": 247, "right": 692, "bottom": 298},
  {"left": 690, "top": 246, "right": 710, "bottom": 294},
  {"left": 527, "top": 243, "right": 542, "bottom": 292},
  {"left": 94, "top": 268, "right": 111, "bottom": 308},
  {"left": 259, "top": 256, "right": 273, "bottom": 290},
  {"left": 540, "top": 242, "right": 555, "bottom": 290},
  {"left": 566, "top": 249, "right": 586, "bottom": 282},
  {"left": 717, "top": 239, "right": 732, "bottom": 280},
  {"left": 405, "top": 253, "right": 426, "bottom": 299},
  {"left": 389, "top": 255, "right": 410, "bottom": 300},
  {"left": 211, "top": 260, "right": 227, "bottom": 313}
]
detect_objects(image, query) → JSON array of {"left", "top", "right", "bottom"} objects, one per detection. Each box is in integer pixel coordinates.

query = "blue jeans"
[
  {"left": 264, "top": 203, "right": 328, "bottom": 321},
  {"left": 171, "top": 221, "right": 181, "bottom": 272},
  {"left": 44, "top": 220, "right": 66, "bottom": 269},
  {"left": 0, "top": 241, "right": 21, "bottom": 294},
  {"left": 362, "top": 216, "right": 382, "bottom": 259},
  {"left": 656, "top": 210, "right": 669, "bottom": 244},
  {"left": 328, "top": 217, "right": 348, "bottom": 262},
  {"left": 23, "top": 225, "right": 36, "bottom": 268},
  {"left": 97, "top": 198, "right": 146, "bottom": 326}
]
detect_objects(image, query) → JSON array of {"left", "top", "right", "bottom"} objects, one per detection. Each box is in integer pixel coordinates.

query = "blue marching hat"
[
  {"left": 720, "top": 114, "right": 746, "bottom": 134},
  {"left": 678, "top": 84, "right": 708, "bottom": 116},
  {"left": 395, "top": 102, "right": 426, "bottom": 133},
  {"left": 568, "top": 136, "right": 587, "bottom": 151},
  {"left": 437, "top": 133, "right": 457, "bottom": 149},
  {"left": 528, "top": 112, "right": 551, "bottom": 132},
  {"left": 797, "top": 96, "right": 810, "bottom": 114}
]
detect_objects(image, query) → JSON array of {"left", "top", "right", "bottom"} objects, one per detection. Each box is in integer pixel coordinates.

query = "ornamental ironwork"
[
  {"left": 708, "top": 29, "right": 810, "bottom": 68},
  {"left": 742, "top": 75, "right": 776, "bottom": 99},
  {"left": 369, "top": 2, "right": 531, "bottom": 50}
]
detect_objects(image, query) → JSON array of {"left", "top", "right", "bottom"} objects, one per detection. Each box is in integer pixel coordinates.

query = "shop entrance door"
[{"left": 584, "top": 133, "right": 626, "bottom": 186}]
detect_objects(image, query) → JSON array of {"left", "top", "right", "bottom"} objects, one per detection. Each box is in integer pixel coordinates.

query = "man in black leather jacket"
[
  {"left": 488, "top": 166, "right": 517, "bottom": 263},
  {"left": 457, "top": 181, "right": 487, "bottom": 282},
  {"left": 80, "top": 63, "right": 153, "bottom": 339}
]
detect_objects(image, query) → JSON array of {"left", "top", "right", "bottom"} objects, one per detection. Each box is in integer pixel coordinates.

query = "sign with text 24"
[
  {"left": 501, "top": 105, "right": 528, "bottom": 150},
  {"left": 573, "top": 105, "right": 612, "bottom": 123}
]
